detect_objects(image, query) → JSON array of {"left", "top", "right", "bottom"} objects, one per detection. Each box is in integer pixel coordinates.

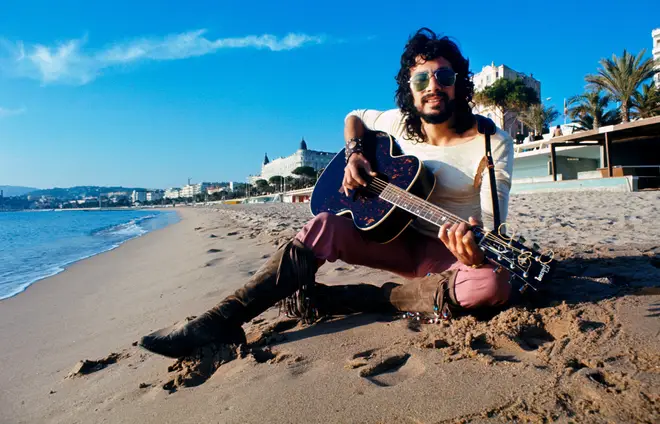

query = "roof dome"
[{"left": 299, "top": 137, "right": 307, "bottom": 150}]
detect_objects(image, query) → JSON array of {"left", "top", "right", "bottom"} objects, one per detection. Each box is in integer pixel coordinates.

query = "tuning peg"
[
  {"left": 493, "top": 266, "right": 502, "bottom": 274},
  {"left": 517, "top": 236, "right": 526, "bottom": 244},
  {"left": 519, "top": 284, "right": 529, "bottom": 294},
  {"left": 532, "top": 243, "right": 541, "bottom": 252}
]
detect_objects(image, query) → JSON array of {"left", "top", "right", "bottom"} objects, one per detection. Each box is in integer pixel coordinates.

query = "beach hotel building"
[
  {"left": 472, "top": 62, "right": 541, "bottom": 137},
  {"left": 248, "top": 138, "right": 334, "bottom": 184}
]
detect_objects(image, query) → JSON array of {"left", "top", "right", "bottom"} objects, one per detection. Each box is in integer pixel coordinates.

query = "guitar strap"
[{"left": 475, "top": 116, "right": 501, "bottom": 230}]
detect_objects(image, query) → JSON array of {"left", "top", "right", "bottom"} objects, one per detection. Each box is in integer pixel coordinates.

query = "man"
[
  {"left": 140, "top": 28, "right": 514, "bottom": 359},
  {"left": 553, "top": 125, "right": 563, "bottom": 137}
]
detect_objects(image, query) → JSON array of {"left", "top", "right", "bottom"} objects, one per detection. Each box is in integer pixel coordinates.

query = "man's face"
[{"left": 409, "top": 56, "right": 456, "bottom": 124}]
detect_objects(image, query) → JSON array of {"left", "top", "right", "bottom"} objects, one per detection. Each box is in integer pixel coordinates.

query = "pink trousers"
[{"left": 295, "top": 212, "right": 511, "bottom": 309}]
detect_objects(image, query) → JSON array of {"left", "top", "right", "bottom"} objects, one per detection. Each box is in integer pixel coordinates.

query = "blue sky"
[{"left": 0, "top": 0, "right": 658, "bottom": 189}]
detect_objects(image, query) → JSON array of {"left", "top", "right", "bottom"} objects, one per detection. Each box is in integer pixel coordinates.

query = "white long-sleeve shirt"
[{"left": 346, "top": 108, "right": 514, "bottom": 235}]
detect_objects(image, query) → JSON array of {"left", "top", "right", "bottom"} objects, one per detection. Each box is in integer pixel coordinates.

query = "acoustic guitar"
[{"left": 310, "top": 132, "right": 555, "bottom": 293}]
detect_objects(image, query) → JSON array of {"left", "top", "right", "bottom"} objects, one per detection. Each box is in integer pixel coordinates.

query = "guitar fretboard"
[{"left": 378, "top": 182, "right": 466, "bottom": 228}]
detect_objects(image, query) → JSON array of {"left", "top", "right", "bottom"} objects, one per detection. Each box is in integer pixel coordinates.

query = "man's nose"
[{"left": 424, "top": 73, "right": 446, "bottom": 93}]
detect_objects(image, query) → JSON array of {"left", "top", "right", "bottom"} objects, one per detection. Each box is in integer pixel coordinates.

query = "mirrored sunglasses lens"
[
  {"left": 411, "top": 73, "right": 430, "bottom": 91},
  {"left": 435, "top": 69, "right": 456, "bottom": 86}
]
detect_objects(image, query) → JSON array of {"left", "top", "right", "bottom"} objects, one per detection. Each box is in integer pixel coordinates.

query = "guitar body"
[{"left": 310, "top": 132, "right": 435, "bottom": 243}]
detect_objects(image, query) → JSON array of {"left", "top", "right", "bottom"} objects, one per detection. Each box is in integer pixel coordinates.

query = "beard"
[{"left": 417, "top": 91, "right": 455, "bottom": 124}]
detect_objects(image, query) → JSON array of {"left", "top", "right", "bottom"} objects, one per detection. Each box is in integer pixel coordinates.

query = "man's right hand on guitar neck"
[{"left": 342, "top": 153, "right": 377, "bottom": 197}]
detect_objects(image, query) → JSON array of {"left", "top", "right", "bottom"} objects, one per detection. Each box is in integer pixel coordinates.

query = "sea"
[{"left": 0, "top": 209, "right": 180, "bottom": 300}]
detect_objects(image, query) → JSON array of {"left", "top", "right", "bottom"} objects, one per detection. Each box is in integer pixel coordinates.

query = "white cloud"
[
  {"left": 0, "top": 107, "right": 26, "bottom": 118},
  {"left": 0, "top": 30, "right": 327, "bottom": 85}
]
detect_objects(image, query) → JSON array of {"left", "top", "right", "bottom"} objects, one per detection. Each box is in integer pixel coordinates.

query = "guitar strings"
[
  {"left": 365, "top": 180, "right": 534, "bottom": 270},
  {"left": 367, "top": 178, "right": 529, "bottom": 257},
  {"left": 364, "top": 177, "right": 532, "bottom": 259}
]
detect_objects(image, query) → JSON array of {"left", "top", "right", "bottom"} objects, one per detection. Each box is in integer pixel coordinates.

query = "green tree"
[
  {"left": 585, "top": 49, "right": 657, "bottom": 122},
  {"left": 517, "top": 104, "right": 560, "bottom": 135},
  {"left": 254, "top": 179, "right": 269, "bottom": 194},
  {"left": 473, "top": 78, "right": 540, "bottom": 132},
  {"left": 268, "top": 175, "right": 283, "bottom": 184},
  {"left": 268, "top": 175, "right": 284, "bottom": 191},
  {"left": 631, "top": 82, "right": 660, "bottom": 119},
  {"left": 567, "top": 91, "right": 620, "bottom": 130},
  {"left": 292, "top": 166, "right": 319, "bottom": 188},
  {"left": 292, "top": 166, "right": 317, "bottom": 178},
  {"left": 284, "top": 176, "right": 297, "bottom": 190}
]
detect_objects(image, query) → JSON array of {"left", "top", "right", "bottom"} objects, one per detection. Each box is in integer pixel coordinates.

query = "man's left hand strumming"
[{"left": 438, "top": 217, "right": 485, "bottom": 267}]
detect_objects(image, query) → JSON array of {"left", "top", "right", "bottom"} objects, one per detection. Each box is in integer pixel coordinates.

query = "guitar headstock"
[{"left": 474, "top": 223, "right": 555, "bottom": 293}]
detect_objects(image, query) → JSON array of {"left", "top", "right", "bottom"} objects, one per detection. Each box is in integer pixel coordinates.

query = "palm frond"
[
  {"left": 631, "top": 82, "right": 660, "bottom": 119},
  {"left": 584, "top": 49, "right": 656, "bottom": 122}
]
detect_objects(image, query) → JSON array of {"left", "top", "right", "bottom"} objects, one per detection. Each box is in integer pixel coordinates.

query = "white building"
[
  {"left": 146, "top": 191, "right": 163, "bottom": 202},
  {"left": 164, "top": 188, "right": 180, "bottom": 199},
  {"left": 131, "top": 190, "right": 147, "bottom": 204},
  {"left": 207, "top": 186, "right": 227, "bottom": 195},
  {"left": 249, "top": 138, "right": 334, "bottom": 183},
  {"left": 472, "top": 62, "right": 542, "bottom": 136},
  {"left": 180, "top": 183, "right": 210, "bottom": 199},
  {"left": 653, "top": 28, "right": 660, "bottom": 88}
]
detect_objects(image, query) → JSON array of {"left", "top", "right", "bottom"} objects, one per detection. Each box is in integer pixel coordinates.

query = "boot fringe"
[{"left": 276, "top": 239, "right": 319, "bottom": 324}]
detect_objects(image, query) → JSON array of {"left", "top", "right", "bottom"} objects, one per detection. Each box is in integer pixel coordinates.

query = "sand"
[{"left": 0, "top": 191, "right": 658, "bottom": 423}]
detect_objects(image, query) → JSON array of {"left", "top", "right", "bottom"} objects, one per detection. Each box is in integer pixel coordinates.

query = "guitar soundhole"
[{"left": 355, "top": 172, "right": 389, "bottom": 200}]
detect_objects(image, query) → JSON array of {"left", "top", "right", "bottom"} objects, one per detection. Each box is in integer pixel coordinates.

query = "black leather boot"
[
  {"left": 308, "top": 270, "right": 460, "bottom": 319},
  {"left": 139, "top": 239, "right": 317, "bottom": 358}
]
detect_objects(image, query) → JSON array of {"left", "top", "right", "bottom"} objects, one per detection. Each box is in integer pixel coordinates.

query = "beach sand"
[{"left": 1, "top": 191, "right": 659, "bottom": 423}]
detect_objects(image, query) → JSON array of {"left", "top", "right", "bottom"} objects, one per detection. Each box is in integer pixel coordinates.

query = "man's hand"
[
  {"left": 342, "top": 153, "right": 377, "bottom": 196},
  {"left": 438, "top": 217, "right": 485, "bottom": 267}
]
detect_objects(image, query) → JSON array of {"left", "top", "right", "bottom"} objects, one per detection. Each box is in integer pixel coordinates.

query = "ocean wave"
[
  {"left": 0, "top": 242, "right": 126, "bottom": 300},
  {"left": 91, "top": 214, "right": 157, "bottom": 237}
]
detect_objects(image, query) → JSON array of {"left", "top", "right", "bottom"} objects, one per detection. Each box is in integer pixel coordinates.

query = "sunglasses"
[{"left": 409, "top": 68, "right": 457, "bottom": 92}]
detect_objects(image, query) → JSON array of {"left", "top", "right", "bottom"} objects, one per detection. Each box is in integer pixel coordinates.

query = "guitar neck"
[{"left": 378, "top": 181, "right": 467, "bottom": 229}]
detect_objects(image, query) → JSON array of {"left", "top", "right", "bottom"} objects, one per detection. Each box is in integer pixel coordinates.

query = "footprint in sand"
[
  {"left": 67, "top": 351, "right": 131, "bottom": 378},
  {"left": 204, "top": 257, "right": 225, "bottom": 267},
  {"left": 161, "top": 341, "right": 300, "bottom": 393},
  {"left": 162, "top": 343, "right": 239, "bottom": 393},
  {"left": 206, "top": 248, "right": 222, "bottom": 254},
  {"left": 348, "top": 348, "right": 423, "bottom": 387}
]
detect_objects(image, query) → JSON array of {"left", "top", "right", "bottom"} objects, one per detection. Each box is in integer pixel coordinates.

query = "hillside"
[
  {"left": 0, "top": 185, "right": 39, "bottom": 197},
  {"left": 26, "top": 186, "right": 148, "bottom": 199}
]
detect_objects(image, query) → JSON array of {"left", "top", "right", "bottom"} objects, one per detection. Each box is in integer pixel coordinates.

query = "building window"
[{"left": 495, "top": 72, "right": 498, "bottom": 78}]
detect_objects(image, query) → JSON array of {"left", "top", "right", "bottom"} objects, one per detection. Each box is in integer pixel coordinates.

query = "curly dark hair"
[{"left": 395, "top": 28, "right": 475, "bottom": 142}]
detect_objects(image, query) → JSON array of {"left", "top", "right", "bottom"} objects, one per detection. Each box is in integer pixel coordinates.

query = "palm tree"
[
  {"left": 567, "top": 91, "right": 620, "bottom": 130},
  {"left": 585, "top": 49, "right": 657, "bottom": 122},
  {"left": 518, "top": 104, "right": 559, "bottom": 135},
  {"left": 631, "top": 83, "right": 660, "bottom": 119}
]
